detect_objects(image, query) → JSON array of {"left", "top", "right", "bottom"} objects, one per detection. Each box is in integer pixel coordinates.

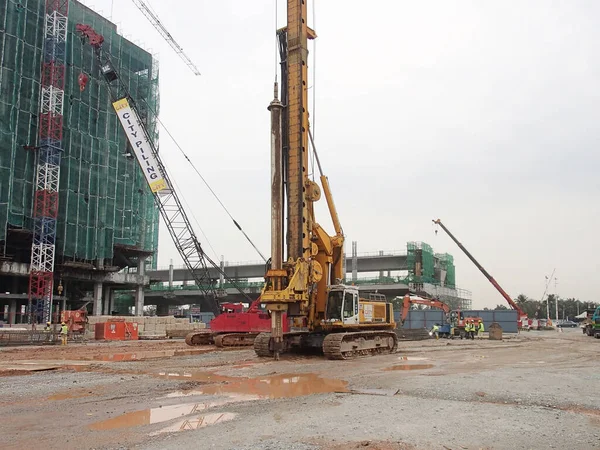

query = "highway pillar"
[
  {"left": 93, "top": 282, "right": 103, "bottom": 316},
  {"left": 103, "top": 286, "right": 111, "bottom": 315},
  {"left": 351, "top": 241, "right": 358, "bottom": 282},
  {"left": 108, "top": 289, "right": 115, "bottom": 314},
  {"left": 135, "top": 256, "right": 146, "bottom": 316},
  {"left": 168, "top": 259, "right": 173, "bottom": 289},
  {"left": 9, "top": 299, "right": 17, "bottom": 325}
]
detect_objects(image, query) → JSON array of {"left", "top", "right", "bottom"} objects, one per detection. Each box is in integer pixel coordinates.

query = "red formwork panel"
[{"left": 95, "top": 321, "right": 139, "bottom": 340}]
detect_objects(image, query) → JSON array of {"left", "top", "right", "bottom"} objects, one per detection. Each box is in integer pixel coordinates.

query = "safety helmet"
[
  {"left": 61, "top": 322, "right": 66, "bottom": 325},
  {"left": 46, "top": 321, "right": 51, "bottom": 325}
]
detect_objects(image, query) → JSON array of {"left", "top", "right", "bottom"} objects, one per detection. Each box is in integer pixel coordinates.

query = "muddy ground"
[{"left": 0, "top": 329, "right": 598, "bottom": 450}]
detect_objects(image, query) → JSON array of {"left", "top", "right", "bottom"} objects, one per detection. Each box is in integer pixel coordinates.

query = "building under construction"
[{"left": 0, "top": 0, "right": 159, "bottom": 324}]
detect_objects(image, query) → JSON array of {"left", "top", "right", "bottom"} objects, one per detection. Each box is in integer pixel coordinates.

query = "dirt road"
[{"left": 1, "top": 329, "right": 598, "bottom": 449}]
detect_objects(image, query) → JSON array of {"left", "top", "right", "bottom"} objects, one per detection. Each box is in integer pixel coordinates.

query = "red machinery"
[
  {"left": 185, "top": 298, "right": 289, "bottom": 347},
  {"left": 399, "top": 293, "right": 450, "bottom": 325},
  {"left": 60, "top": 309, "right": 88, "bottom": 334},
  {"left": 95, "top": 320, "right": 139, "bottom": 340},
  {"left": 433, "top": 219, "right": 531, "bottom": 329}
]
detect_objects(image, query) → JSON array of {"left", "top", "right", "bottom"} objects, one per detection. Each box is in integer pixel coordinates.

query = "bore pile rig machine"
[{"left": 255, "top": 0, "right": 398, "bottom": 360}]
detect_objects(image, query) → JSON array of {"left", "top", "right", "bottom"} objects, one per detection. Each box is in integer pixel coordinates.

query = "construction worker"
[
  {"left": 469, "top": 320, "right": 476, "bottom": 340},
  {"left": 43, "top": 321, "right": 52, "bottom": 342},
  {"left": 430, "top": 323, "right": 440, "bottom": 340},
  {"left": 60, "top": 321, "right": 68, "bottom": 346},
  {"left": 478, "top": 319, "right": 485, "bottom": 338},
  {"left": 462, "top": 321, "right": 470, "bottom": 340}
]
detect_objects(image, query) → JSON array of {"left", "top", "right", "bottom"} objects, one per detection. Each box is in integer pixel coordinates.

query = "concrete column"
[
  {"left": 168, "top": 259, "right": 174, "bottom": 289},
  {"left": 351, "top": 241, "right": 358, "bottom": 282},
  {"left": 219, "top": 256, "right": 225, "bottom": 289},
  {"left": 9, "top": 299, "right": 17, "bottom": 326},
  {"left": 108, "top": 289, "right": 115, "bottom": 314},
  {"left": 157, "top": 304, "right": 169, "bottom": 316},
  {"left": 379, "top": 250, "right": 384, "bottom": 279},
  {"left": 135, "top": 286, "right": 144, "bottom": 316},
  {"left": 135, "top": 256, "right": 147, "bottom": 316},
  {"left": 102, "top": 287, "right": 110, "bottom": 315},
  {"left": 93, "top": 282, "right": 103, "bottom": 316}
]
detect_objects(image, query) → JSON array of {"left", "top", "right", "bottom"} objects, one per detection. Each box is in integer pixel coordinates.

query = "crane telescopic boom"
[{"left": 432, "top": 219, "right": 528, "bottom": 323}]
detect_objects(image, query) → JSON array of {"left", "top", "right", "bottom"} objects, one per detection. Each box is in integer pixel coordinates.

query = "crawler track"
[
  {"left": 184, "top": 331, "right": 213, "bottom": 346},
  {"left": 323, "top": 331, "right": 398, "bottom": 360},
  {"left": 214, "top": 333, "right": 259, "bottom": 348},
  {"left": 253, "top": 332, "right": 273, "bottom": 356}
]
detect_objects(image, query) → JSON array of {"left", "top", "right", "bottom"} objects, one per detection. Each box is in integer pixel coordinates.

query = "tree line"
[{"left": 489, "top": 294, "right": 599, "bottom": 320}]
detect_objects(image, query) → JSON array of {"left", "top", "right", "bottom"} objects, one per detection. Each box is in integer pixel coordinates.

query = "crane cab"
[{"left": 324, "top": 285, "right": 394, "bottom": 328}]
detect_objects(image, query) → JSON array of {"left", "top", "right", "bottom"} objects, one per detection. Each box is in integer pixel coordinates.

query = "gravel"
[{"left": 1, "top": 329, "right": 599, "bottom": 450}]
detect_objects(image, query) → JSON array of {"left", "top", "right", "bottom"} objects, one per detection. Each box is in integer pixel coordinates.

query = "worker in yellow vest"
[
  {"left": 470, "top": 320, "right": 476, "bottom": 340},
  {"left": 60, "top": 321, "right": 68, "bottom": 346},
  {"left": 463, "top": 321, "right": 470, "bottom": 339},
  {"left": 478, "top": 320, "right": 485, "bottom": 338},
  {"left": 43, "top": 321, "right": 52, "bottom": 342},
  {"left": 430, "top": 323, "right": 440, "bottom": 340}
]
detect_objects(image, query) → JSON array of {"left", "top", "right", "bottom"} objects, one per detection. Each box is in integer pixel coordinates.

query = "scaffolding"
[
  {"left": 406, "top": 241, "right": 435, "bottom": 284},
  {"left": 0, "top": 1, "right": 159, "bottom": 270},
  {"left": 435, "top": 252, "right": 456, "bottom": 288}
]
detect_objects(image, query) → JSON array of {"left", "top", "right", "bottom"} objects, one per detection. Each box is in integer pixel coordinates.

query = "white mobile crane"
[{"left": 75, "top": 24, "right": 249, "bottom": 315}]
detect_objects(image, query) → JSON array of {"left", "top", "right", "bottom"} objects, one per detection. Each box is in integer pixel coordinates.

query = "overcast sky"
[{"left": 80, "top": 0, "right": 599, "bottom": 308}]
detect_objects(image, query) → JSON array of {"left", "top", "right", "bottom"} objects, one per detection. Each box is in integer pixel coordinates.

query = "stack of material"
[{"left": 85, "top": 316, "right": 206, "bottom": 340}]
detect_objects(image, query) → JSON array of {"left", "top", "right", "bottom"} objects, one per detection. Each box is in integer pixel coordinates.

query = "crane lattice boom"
[
  {"left": 76, "top": 24, "right": 253, "bottom": 316},
  {"left": 130, "top": 0, "right": 201, "bottom": 76}
]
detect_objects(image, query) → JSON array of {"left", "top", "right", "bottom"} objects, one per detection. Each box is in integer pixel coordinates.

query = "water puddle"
[
  {"left": 90, "top": 372, "right": 347, "bottom": 432},
  {"left": 384, "top": 364, "right": 434, "bottom": 371},
  {"left": 150, "top": 412, "right": 237, "bottom": 435},
  {"left": 164, "top": 372, "right": 348, "bottom": 399},
  {"left": 157, "top": 371, "right": 232, "bottom": 383},
  {"left": 89, "top": 400, "right": 240, "bottom": 431},
  {"left": 201, "top": 373, "right": 349, "bottom": 399},
  {"left": 397, "top": 356, "right": 429, "bottom": 361}
]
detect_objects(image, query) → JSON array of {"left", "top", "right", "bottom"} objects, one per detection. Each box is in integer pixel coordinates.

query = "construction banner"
[{"left": 112, "top": 98, "right": 167, "bottom": 193}]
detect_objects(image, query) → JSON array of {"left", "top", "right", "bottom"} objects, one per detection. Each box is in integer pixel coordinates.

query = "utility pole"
[
  {"left": 542, "top": 269, "right": 555, "bottom": 321},
  {"left": 554, "top": 278, "right": 559, "bottom": 321}
]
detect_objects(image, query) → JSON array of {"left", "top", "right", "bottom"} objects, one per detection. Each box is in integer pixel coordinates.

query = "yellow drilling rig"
[{"left": 255, "top": 0, "right": 398, "bottom": 360}]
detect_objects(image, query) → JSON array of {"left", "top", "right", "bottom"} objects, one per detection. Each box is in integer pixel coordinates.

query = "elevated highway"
[{"left": 147, "top": 252, "right": 409, "bottom": 284}]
